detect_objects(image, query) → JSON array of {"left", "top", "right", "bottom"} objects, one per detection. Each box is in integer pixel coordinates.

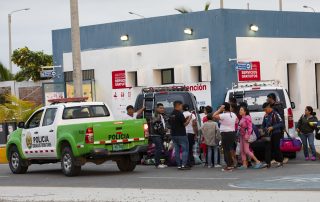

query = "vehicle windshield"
[
  {"left": 230, "top": 89, "right": 286, "bottom": 112},
  {"left": 62, "top": 105, "right": 110, "bottom": 119}
]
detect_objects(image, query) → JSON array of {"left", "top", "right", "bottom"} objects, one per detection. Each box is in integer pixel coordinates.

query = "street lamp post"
[
  {"left": 70, "top": 0, "right": 83, "bottom": 97},
  {"left": 303, "top": 5, "right": 316, "bottom": 12},
  {"left": 8, "top": 8, "right": 30, "bottom": 73}
]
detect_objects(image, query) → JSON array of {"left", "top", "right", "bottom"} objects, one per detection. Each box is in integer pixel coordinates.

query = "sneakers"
[
  {"left": 214, "top": 164, "right": 222, "bottom": 168},
  {"left": 156, "top": 164, "right": 167, "bottom": 169},
  {"left": 252, "top": 163, "right": 264, "bottom": 169},
  {"left": 271, "top": 162, "right": 283, "bottom": 168},
  {"left": 237, "top": 166, "right": 248, "bottom": 170},
  {"left": 311, "top": 156, "right": 316, "bottom": 161},
  {"left": 305, "top": 157, "right": 310, "bottom": 161},
  {"left": 208, "top": 165, "right": 213, "bottom": 168},
  {"left": 179, "top": 165, "right": 191, "bottom": 170},
  {"left": 222, "top": 167, "right": 234, "bottom": 172}
]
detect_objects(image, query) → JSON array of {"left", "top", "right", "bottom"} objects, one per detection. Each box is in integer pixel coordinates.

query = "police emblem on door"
[{"left": 26, "top": 132, "right": 32, "bottom": 149}]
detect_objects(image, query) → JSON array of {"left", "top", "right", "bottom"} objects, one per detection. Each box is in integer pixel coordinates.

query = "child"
[{"left": 201, "top": 113, "right": 221, "bottom": 168}]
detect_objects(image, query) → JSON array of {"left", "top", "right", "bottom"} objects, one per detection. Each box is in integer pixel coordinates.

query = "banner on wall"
[
  {"left": 112, "top": 70, "right": 126, "bottom": 89},
  {"left": 237, "top": 61, "right": 261, "bottom": 82}
]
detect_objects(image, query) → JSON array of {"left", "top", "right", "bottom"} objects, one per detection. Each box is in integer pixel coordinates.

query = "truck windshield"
[
  {"left": 62, "top": 105, "right": 110, "bottom": 119},
  {"left": 230, "top": 90, "right": 286, "bottom": 112}
]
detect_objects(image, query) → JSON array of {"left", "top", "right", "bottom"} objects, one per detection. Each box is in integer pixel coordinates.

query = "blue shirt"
[{"left": 262, "top": 111, "right": 284, "bottom": 135}]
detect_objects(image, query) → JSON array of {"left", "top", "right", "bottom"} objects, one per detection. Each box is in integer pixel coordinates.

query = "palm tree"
[
  {"left": 175, "top": 1, "right": 211, "bottom": 14},
  {"left": 0, "top": 62, "right": 14, "bottom": 81}
]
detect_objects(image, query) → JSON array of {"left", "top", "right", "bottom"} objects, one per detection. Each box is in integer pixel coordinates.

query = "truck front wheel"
[
  {"left": 116, "top": 156, "right": 137, "bottom": 172},
  {"left": 61, "top": 146, "right": 81, "bottom": 176},
  {"left": 9, "top": 146, "right": 28, "bottom": 174}
]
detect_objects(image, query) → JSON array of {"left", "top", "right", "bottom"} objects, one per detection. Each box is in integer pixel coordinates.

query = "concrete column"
[{"left": 70, "top": 0, "right": 83, "bottom": 97}]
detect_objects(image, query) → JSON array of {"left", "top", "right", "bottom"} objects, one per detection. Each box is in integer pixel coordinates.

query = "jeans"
[
  {"left": 151, "top": 135, "right": 163, "bottom": 166},
  {"left": 207, "top": 146, "right": 219, "bottom": 167},
  {"left": 300, "top": 133, "right": 316, "bottom": 157},
  {"left": 172, "top": 136, "right": 189, "bottom": 167},
  {"left": 187, "top": 133, "right": 195, "bottom": 166},
  {"left": 221, "top": 132, "right": 236, "bottom": 167}
]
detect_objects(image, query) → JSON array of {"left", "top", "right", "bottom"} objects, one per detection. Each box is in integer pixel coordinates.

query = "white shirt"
[
  {"left": 183, "top": 111, "right": 196, "bottom": 134},
  {"left": 123, "top": 112, "right": 138, "bottom": 120},
  {"left": 219, "top": 112, "right": 237, "bottom": 132}
]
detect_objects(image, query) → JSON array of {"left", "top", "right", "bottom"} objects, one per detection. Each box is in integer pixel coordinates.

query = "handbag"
[
  {"left": 280, "top": 132, "right": 302, "bottom": 152},
  {"left": 248, "top": 129, "right": 257, "bottom": 143}
]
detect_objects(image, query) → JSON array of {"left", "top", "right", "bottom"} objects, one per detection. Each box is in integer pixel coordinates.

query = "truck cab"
[{"left": 7, "top": 98, "right": 149, "bottom": 176}]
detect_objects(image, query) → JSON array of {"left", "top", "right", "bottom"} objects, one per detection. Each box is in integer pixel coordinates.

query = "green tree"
[
  {"left": 11, "top": 47, "right": 53, "bottom": 81},
  {"left": 0, "top": 94, "right": 39, "bottom": 122},
  {"left": 175, "top": 2, "right": 211, "bottom": 13},
  {"left": 0, "top": 62, "right": 13, "bottom": 81}
]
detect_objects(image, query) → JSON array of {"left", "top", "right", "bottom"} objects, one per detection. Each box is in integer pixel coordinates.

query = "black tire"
[
  {"left": 116, "top": 156, "right": 137, "bottom": 172},
  {"left": 8, "top": 146, "right": 28, "bottom": 174},
  {"left": 283, "top": 152, "right": 296, "bottom": 159},
  {"left": 61, "top": 146, "right": 81, "bottom": 176}
]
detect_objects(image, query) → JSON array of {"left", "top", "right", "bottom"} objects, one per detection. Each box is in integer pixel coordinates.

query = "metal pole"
[
  {"left": 70, "top": 0, "right": 83, "bottom": 97},
  {"left": 220, "top": 0, "right": 224, "bottom": 9},
  {"left": 279, "top": 0, "right": 283, "bottom": 11},
  {"left": 247, "top": 3, "right": 250, "bottom": 10},
  {"left": 8, "top": 14, "right": 12, "bottom": 73}
]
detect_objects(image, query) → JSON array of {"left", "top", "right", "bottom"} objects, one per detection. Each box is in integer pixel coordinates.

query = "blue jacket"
[{"left": 262, "top": 111, "right": 284, "bottom": 135}]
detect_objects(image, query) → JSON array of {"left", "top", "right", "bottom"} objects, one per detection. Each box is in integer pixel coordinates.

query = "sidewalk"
[{"left": 0, "top": 187, "right": 319, "bottom": 202}]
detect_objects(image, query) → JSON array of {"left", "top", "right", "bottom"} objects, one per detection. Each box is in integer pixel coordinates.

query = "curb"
[{"left": 0, "top": 145, "right": 8, "bottom": 164}]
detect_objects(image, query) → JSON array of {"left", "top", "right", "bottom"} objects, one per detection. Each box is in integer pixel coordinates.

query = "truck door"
[
  {"left": 21, "top": 109, "right": 44, "bottom": 158},
  {"left": 39, "top": 108, "right": 58, "bottom": 158}
]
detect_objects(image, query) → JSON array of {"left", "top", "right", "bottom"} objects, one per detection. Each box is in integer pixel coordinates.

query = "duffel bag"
[{"left": 280, "top": 132, "right": 302, "bottom": 152}]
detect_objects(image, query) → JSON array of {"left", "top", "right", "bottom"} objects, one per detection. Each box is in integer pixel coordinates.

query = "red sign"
[
  {"left": 112, "top": 70, "right": 126, "bottom": 89},
  {"left": 238, "top": 61, "right": 261, "bottom": 81}
]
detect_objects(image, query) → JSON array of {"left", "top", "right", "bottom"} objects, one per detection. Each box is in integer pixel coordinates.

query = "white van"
[{"left": 225, "top": 81, "right": 296, "bottom": 134}]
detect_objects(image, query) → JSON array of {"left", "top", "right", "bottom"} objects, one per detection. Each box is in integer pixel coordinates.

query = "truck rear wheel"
[
  {"left": 61, "top": 146, "right": 81, "bottom": 176},
  {"left": 9, "top": 146, "right": 28, "bottom": 174},
  {"left": 116, "top": 156, "right": 137, "bottom": 172}
]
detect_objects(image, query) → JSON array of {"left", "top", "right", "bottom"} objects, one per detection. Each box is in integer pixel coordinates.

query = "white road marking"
[{"left": 139, "top": 176, "right": 239, "bottom": 180}]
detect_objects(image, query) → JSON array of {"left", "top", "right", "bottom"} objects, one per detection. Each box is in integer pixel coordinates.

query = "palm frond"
[
  {"left": 175, "top": 7, "right": 192, "bottom": 14},
  {"left": 0, "top": 62, "right": 13, "bottom": 81},
  {"left": 205, "top": 2, "right": 211, "bottom": 11}
]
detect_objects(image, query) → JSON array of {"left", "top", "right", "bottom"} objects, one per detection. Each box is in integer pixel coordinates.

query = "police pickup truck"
[{"left": 6, "top": 98, "right": 149, "bottom": 176}]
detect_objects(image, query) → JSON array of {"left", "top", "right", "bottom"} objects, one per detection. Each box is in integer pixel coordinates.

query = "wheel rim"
[
  {"left": 63, "top": 153, "right": 72, "bottom": 173},
  {"left": 11, "top": 152, "right": 19, "bottom": 170}
]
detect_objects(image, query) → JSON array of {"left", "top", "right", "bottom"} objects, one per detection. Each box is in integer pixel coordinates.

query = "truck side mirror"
[
  {"left": 291, "top": 102, "right": 296, "bottom": 109},
  {"left": 18, "top": 122, "right": 25, "bottom": 128}
]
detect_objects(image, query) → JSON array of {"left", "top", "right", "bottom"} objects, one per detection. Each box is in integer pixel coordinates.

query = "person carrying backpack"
[
  {"left": 237, "top": 106, "right": 263, "bottom": 169},
  {"left": 150, "top": 103, "right": 168, "bottom": 168},
  {"left": 296, "top": 106, "right": 318, "bottom": 161},
  {"left": 262, "top": 102, "right": 285, "bottom": 168},
  {"left": 201, "top": 113, "right": 221, "bottom": 168}
]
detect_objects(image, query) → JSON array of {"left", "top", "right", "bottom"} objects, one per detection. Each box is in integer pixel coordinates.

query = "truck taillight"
[
  {"left": 143, "top": 124, "right": 149, "bottom": 138},
  {"left": 85, "top": 127, "right": 94, "bottom": 144},
  {"left": 288, "top": 108, "right": 294, "bottom": 129}
]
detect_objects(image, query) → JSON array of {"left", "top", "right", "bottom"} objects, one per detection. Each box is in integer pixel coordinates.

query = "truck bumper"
[{"left": 89, "top": 145, "right": 148, "bottom": 159}]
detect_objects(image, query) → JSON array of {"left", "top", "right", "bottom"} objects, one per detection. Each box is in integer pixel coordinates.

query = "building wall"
[
  {"left": 52, "top": 9, "right": 320, "bottom": 108},
  {"left": 62, "top": 39, "right": 211, "bottom": 118}
]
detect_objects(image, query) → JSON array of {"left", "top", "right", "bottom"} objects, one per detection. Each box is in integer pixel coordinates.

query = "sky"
[{"left": 0, "top": 0, "right": 320, "bottom": 73}]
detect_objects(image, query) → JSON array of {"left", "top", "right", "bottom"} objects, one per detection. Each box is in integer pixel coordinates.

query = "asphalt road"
[{"left": 0, "top": 152, "right": 320, "bottom": 191}]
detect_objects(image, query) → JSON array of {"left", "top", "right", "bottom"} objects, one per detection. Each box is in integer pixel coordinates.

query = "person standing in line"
[
  {"left": 262, "top": 102, "right": 284, "bottom": 168},
  {"left": 170, "top": 101, "right": 192, "bottom": 170},
  {"left": 213, "top": 102, "right": 237, "bottom": 172},
  {"left": 182, "top": 104, "right": 197, "bottom": 167},
  {"left": 296, "top": 106, "right": 318, "bottom": 161},
  {"left": 123, "top": 105, "right": 145, "bottom": 120},
  {"left": 150, "top": 103, "right": 168, "bottom": 168},
  {"left": 201, "top": 113, "right": 221, "bottom": 168},
  {"left": 202, "top": 105, "right": 213, "bottom": 123},
  {"left": 237, "top": 106, "right": 263, "bottom": 169}
]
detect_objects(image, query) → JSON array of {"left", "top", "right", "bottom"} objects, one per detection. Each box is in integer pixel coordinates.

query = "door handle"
[
  {"left": 34, "top": 131, "right": 38, "bottom": 134},
  {"left": 49, "top": 130, "right": 54, "bottom": 132}
]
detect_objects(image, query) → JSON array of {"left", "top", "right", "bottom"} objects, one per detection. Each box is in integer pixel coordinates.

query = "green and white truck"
[{"left": 6, "top": 99, "right": 149, "bottom": 176}]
